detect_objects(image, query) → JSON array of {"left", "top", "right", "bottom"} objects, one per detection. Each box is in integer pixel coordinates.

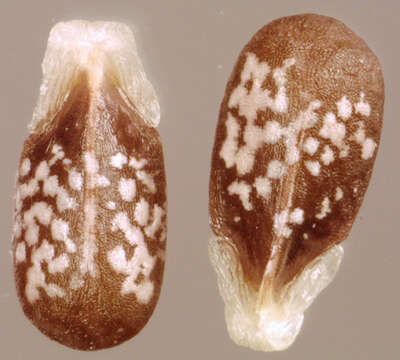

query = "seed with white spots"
[
  {"left": 13, "top": 20, "right": 167, "bottom": 351},
  {"left": 209, "top": 13, "right": 383, "bottom": 353}
]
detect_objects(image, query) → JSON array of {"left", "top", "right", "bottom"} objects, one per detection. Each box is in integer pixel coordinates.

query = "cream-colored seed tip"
[
  {"left": 209, "top": 13, "right": 384, "bottom": 352},
  {"left": 13, "top": 20, "right": 167, "bottom": 350},
  {"left": 32, "top": 20, "right": 160, "bottom": 131}
]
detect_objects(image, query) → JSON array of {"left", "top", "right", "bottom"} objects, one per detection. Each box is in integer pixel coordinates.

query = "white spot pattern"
[
  {"left": 17, "top": 135, "right": 165, "bottom": 304},
  {"left": 220, "top": 53, "right": 297, "bottom": 175},
  {"left": 218, "top": 53, "right": 377, "bottom": 276},
  {"left": 16, "top": 145, "right": 82, "bottom": 303},
  {"left": 105, "top": 150, "right": 165, "bottom": 298},
  {"left": 25, "top": 240, "right": 66, "bottom": 303},
  {"left": 109, "top": 212, "right": 156, "bottom": 302},
  {"left": 23, "top": 202, "right": 52, "bottom": 246}
]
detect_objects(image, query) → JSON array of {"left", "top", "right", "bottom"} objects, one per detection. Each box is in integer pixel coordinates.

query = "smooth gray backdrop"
[{"left": 0, "top": 1, "right": 398, "bottom": 359}]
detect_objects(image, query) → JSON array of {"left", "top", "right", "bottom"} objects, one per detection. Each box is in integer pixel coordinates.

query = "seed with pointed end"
[
  {"left": 12, "top": 21, "right": 167, "bottom": 350},
  {"left": 209, "top": 13, "right": 384, "bottom": 352}
]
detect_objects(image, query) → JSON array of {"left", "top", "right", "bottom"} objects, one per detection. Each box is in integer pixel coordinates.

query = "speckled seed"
[
  {"left": 13, "top": 21, "right": 167, "bottom": 350},
  {"left": 209, "top": 13, "right": 384, "bottom": 352}
]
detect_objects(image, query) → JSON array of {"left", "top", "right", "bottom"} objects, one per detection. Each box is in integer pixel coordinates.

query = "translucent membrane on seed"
[
  {"left": 209, "top": 236, "right": 343, "bottom": 351},
  {"left": 31, "top": 20, "right": 160, "bottom": 132}
]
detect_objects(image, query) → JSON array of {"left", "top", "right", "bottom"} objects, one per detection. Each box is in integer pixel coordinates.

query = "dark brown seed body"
[
  {"left": 13, "top": 21, "right": 166, "bottom": 351},
  {"left": 209, "top": 13, "right": 384, "bottom": 351}
]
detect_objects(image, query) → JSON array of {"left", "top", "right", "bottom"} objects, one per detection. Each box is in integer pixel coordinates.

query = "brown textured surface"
[
  {"left": 209, "top": 14, "right": 384, "bottom": 295},
  {"left": 13, "top": 71, "right": 167, "bottom": 350}
]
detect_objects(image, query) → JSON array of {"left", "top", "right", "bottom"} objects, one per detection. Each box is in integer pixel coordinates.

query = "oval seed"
[
  {"left": 13, "top": 21, "right": 167, "bottom": 350},
  {"left": 209, "top": 13, "right": 384, "bottom": 352}
]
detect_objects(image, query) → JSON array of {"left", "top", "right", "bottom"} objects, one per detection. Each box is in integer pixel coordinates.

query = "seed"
[
  {"left": 209, "top": 13, "right": 384, "bottom": 352},
  {"left": 13, "top": 20, "right": 167, "bottom": 350}
]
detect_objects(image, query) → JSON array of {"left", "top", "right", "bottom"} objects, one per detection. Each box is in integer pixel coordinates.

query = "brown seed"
[
  {"left": 13, "top": 21, "right": 167, "bottom": 350},
  {"left": 209, "top": 13, "right": 384, "bottom": 351}
]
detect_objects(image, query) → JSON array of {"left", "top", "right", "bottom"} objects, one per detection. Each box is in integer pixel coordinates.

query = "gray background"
[{"left": 0, "top": 0, "right": 398, "bottom": 359}]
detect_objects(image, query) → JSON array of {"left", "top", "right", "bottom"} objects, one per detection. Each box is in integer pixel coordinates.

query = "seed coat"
[
  {"left": 13, "top": 21, "right": 167, "bottom": 350},
  {"left": 209, "top": 13, "right": 384, "bottom": 351}
]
